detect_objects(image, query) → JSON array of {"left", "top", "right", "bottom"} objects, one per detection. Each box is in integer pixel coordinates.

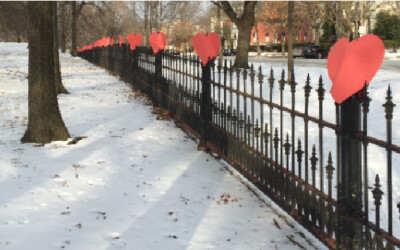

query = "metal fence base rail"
[{"left": 79, "top": 45, "right": 400, "bottom": 250}]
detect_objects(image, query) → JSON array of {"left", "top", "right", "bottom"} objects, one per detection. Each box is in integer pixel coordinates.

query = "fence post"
[
  {"left": 154, "top": 51, "right": 163, "bottom": 105},
  {"left": 201, "top": 60, "right": 212, "bottom": 122},
  {"left": 198, "top": 59, "right": 213, "bottom": 145},
  {"left": 338, "top": 94, "right": 363, "bottom": 249}
]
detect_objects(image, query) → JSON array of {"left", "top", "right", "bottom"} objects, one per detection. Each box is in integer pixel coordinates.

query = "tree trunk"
[
  {"left": 71, "top": 1, "right": 77, "bottom": 57},
  {"left": 281, "top": 24, "right": 285, "bottom": 57},
  {"left": 216, "top": 1, "right": 257, "bottom": 69},
  {"left": 53, "top": 2, "right": 68, "bottom": 95},
  {"left": 287, "top": 1, "right": 294, "bottom": 82},
  {"left": 144, "top": 2, "right": 149, "bottom": 46},
  {"left": 256, "top": 26, "right": 261, "bottom": 56},
  {"left": 217, "top": 7, "right": 223, "bottom": 66},
  {"left": 314, "top": 26, "right": 320, "bottom": 45},
  {"left": 59, "top": 2, "right": 67, "bottom": 53},
  {"left": 22, "top": 2, "right": 70, "bottom": 144},
  {"left": 235, "top": 23, "right": 252, "bottom": 68}
]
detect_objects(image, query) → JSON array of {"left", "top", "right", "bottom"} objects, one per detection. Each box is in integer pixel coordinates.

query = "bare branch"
[{"left": 213, "top": 1, "right": 240, "bottom": 25}]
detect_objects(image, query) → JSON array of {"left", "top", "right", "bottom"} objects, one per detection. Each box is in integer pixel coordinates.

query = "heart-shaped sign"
[
  {"left": 327, "top": 34, "right": 385, "bottom": 104},
  {"left": 126, "top": 33, "right": 142, "bottom": 51},
  {"left": 193, "top": 32, "right": 220, "bottom": 66},
  {"left": 149, "top": 32, "right": 166, "bottom": 54}
]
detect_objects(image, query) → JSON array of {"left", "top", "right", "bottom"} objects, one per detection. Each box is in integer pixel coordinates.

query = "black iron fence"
[{"left": 79, "top": 44, "right": 400, "bottom": 249}]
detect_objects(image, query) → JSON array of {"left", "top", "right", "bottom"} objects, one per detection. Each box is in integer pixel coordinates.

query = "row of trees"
[{"left": 5, "top": 1, "right": 400, "bottom": 144}]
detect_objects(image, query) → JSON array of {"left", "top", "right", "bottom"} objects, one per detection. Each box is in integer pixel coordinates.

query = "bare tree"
[
  {"left": 22, "top": 2, "right": 70, "bottom": 143},
  {"left": 302, "top": 2, "right": 324, "bottom": 45},
  {"left": 324, "top": 1, "right": 378, "bottom": 38},
  {"left": 213, "top": 1, "right": 257, "bottom": 68},
  {"left": 134, "top": 1, "right": 200, "bottom": 46}
]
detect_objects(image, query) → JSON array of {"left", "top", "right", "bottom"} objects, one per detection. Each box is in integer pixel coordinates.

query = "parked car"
[
  {"left": 293, "top": 46, "right": 307, "bottom": 58},
  {"left": 303, "top": 45, "right": 329, "bottom": 59},
  {"left": 223, "top": 49, "right": 237, "bottom": 56}
]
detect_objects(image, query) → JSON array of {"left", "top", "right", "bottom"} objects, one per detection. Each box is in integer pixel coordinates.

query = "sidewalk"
[{"left": 0, "top": 43, "right": 326, "bottom": 250}]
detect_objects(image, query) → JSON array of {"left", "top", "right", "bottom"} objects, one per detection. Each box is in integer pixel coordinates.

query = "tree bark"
[
  {"left": 281, "top": 23, "right": 285, "bottom": 57},
  {"left": 144, "top": 2, "right": 149, "bottom": 46},
  {"left": 22, "top": 2, "right": 70, "bottom": 144},
  {"left": 314, "top": 26, "right": 320, "bottom": 45},
  {"left": 71, "top": 1, "right": 77, "bottom": 56},
  {"left": 53, "top": 2, "right": 69, "bottom": 95},
  {"left": 287, "top": 1, "right": 294, "bottom": 82},
  {"left": 59, "top": 2, "right": 67, "bottom": 53},
  {"left": 217, "top": 7, "right": 223, "bottom": 66},
  {"left": 235, "top": 22, "right": 253, "bottom": 68}
]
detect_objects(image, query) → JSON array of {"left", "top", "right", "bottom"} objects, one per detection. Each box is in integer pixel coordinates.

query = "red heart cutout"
[
  {"left": 126, "top": 34, "right": 142, "bottom": 51},
  {"left": 119, "top": 35, "right": 124, "bottom": 46},
  {"left": 193, "top": 32, "right": 220, "bottom": 66},
  {"left": 149, "top": 32, "right": 166, "bottom": 54},
  {"left": 328, "top": 34, "right": 385, "bottom": 104}
]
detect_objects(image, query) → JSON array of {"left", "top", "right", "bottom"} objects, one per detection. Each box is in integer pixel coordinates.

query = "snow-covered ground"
[
  {"left": 385, "top": 49, "right": 400, "bottom": 60},
  {"left": 0, "top": 43, "right": 328, "bottom": 249},
  {"left": 249, "top": 49, "right": 400, "bottom": 60}
]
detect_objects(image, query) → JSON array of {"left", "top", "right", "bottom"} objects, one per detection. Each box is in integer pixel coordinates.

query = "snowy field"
[{"left": 0, "top": 43, "right": 328, "bottom": 249}]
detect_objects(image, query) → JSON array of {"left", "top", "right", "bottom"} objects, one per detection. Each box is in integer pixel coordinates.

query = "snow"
[
  {"left": 385, "top": 49, "right": 400, "bottom": 60},
  {"left": 249, "top": 49, "right": 400, "bottom": 59},
  {"left": 0, "top": 43, "right": 327, "bottom": 249}
]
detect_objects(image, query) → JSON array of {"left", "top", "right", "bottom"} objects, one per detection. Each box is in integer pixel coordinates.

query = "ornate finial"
[
  {"left": 304, "top": 73, "right": 312, "bottom": 98},
  {"left": 383, "top": 85, "right": 395, "bottom": 120},
  {"left": 325, "top": 152, "right": 334, "bottom": 180},
  {"left": 372, "top": 174, "right": 383, "bottom": 207},
  {"left": 227, "top": 105, "right": 232, "bottom": 120},
  {"left": 249, "top": 64, "right": 255, "bottom": 81},
  {"left": 243, "top": 67, "right": 248, "bottom": 81},
  {"left": 254, "top": 119, "right": 261, "bottom": 137},
  {"left": 284, "top": 133, "right": 291, "bottom": 156},
  {"left": 279, "top": 69, "right": 286, "bottom": 91},
  {"left": 295, "top": 139, "right": 304, "bottom": 163},
  {"left": 310, "top": 145, "right": 318, "bottom": 171},
  {"left": 317, "top": 75, "right": 325, "bottom": 101},
  {"left": 232, "top": 108, "right": 238, "bottom": 123},
  {"left": 273, "top": 128, "right": 279, "bottom": 149},
  {"left": 290, "top": 71, "right": 297, "bottom": 93},
  {"left": 264, "top": 123, "right": 270, "bottom": 143},
  {"left": 246, "top": 115, "right": 252, "bottom": 133},
  {"left": 268, "top": 67, "right": 274, "bottom": 87},
  {"left": 257, "top": 65, "right": 263, "bottom": 85},
  {"left": 238, "top": 112, "right": 244, "bottom": 129}
]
